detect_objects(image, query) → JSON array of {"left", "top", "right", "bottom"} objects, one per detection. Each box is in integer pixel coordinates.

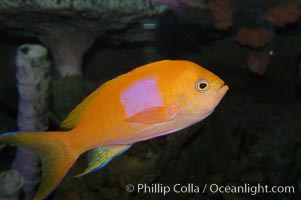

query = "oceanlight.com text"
[
  {"left": 209, "top": 183, "right": 294, "bottom": 196},
  {"left": 125, "top": 183, "right": 295, "bottom": 196}
]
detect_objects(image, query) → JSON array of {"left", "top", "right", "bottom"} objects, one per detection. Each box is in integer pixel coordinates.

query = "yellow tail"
[{"left": 0, "top": 131, "right": 79, "bottom": 200}]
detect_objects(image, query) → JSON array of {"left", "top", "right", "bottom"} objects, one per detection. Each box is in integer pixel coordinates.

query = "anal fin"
[{"left": 75, "top": 144, "right": 131, "bottom": 177}]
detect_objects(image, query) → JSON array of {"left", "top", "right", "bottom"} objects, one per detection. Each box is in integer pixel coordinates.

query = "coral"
[
  {"left": 0, "top": 0, "right": 162, "bottom": 13},
  {"left": 0, "top": 0, "right": 164, "bottom": 77},
  {"left": 13, "top": 44, "right": 51, "bottom": 200},
  {"left": 208, "top": 0, "right": 233, "bottom": 30},
  {"left": 235, "top": 27, "right": 272, "bottom": 48},
  {"left": 266, "top": 1, "right": 301, "bottom": 27},
  {"left": 246, "top": 50, "right": 271, "bottom": 75}
]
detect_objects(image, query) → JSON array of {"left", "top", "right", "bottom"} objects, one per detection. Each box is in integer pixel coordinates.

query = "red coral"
[
  {"left": 266, "top": 1, "right": 301, "bottom": 27},
  {"left": 235, "top": 27, "right": 272, "bottom": 48},
  {"left": 208, "top": 0, "right": 233, "bottom": 30},
  {"left": 246, "top": 50, "right": 272, "bottom": 75}
]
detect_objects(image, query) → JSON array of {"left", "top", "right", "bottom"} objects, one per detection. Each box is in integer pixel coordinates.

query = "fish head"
[{"left": 169, "top": 61, "right": 228, "bottom": 122}]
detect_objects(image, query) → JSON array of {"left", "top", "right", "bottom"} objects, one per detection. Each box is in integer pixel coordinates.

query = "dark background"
[{"left": 1, "top": 0, "right": 301, "bottom": 199}]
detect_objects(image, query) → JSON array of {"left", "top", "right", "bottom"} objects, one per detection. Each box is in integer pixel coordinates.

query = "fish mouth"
[{"left": 219, "top": 83, "right": 229, "bottom": 92}]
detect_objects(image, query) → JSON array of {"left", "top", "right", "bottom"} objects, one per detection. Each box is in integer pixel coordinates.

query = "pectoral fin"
[
  {"left": 125, "top": 105, "right": 177, "bottom": 124},
  {"left": 75, "top": 144, "right": 131, "bottom": 177}
]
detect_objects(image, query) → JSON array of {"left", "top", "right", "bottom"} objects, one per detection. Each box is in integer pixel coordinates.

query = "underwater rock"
[
  {"left": 150, "top": 0, "right": 207, "bottom": 12},
  {"left": 235, "top": 27, "right": 272, "bottom": 48},
  {"left": 38, "top": 27, "right": 95, "bottom": 77},
  {"left": 0, "top": 0, "right": 164, "bottom": 77},
  {"left": 208, "top": 0, "right": 232, "bottom": 30},
  {"left": 0, "top": 170, "right": 24, "bottom": 200},
  {"left": 266, "top": 1, "right": 301, "bottom": 27},
  {"left": 246, "top": 50, "right": 271, "bottom": 75}
]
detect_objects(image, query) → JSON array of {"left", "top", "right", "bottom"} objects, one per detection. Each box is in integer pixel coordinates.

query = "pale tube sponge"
[{"left": 13, "top": 44, "right": 51, "bottom": 200}]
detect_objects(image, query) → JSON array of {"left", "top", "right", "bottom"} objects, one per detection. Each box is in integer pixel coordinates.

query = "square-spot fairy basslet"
[{"left": 0, "top": 60, "right": 228, "bottom": 200}]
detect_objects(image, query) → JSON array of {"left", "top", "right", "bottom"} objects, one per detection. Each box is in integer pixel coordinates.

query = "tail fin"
[{"left": 0, "top": 131, "right": 79, "bottom": 200}]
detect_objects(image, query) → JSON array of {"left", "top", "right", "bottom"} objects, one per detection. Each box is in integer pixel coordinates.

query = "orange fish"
[{"left": 0, "top": 60, "right": 228, "bottom": 200}]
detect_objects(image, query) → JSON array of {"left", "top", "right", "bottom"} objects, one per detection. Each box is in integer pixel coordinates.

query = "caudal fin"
[{"left": 0, "top": 131, "right": 79, "bottom": 200}]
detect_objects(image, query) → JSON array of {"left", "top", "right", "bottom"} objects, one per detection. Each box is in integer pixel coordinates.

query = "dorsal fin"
[{"left": 60, "top": 87, "right": 101, "bottom": 129}]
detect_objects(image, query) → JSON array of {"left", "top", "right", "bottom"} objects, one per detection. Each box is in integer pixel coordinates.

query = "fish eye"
[{"left": 195, "top": 79, "right": 209, "bottom": 92}]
